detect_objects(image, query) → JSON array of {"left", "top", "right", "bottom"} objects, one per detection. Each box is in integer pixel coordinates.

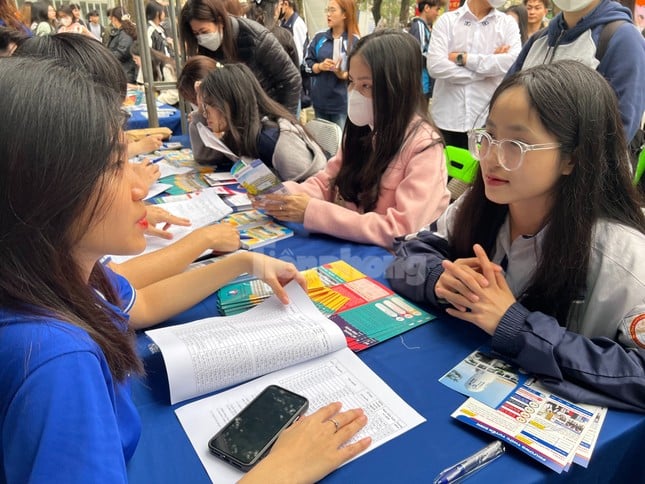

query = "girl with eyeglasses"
[
  {"left": 257, "top": 30, "right": 450, "bottom": 249},
  {"left": 387, "top": 60, "right": 645, "bottom": 412},
  {"left": 179, "top": 0, "right": 301, "bottom": 114}
]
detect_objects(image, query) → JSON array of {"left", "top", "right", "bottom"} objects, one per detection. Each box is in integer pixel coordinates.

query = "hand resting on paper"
[
  {"left": 241, "top": 402, "right": 371, "bottom": 484},
  {"left": 127, "top": 134, "right": 164, "bottom": 157},
  {"left": 145, "top": 205, "right": 192, "bottom": 240},
  {"left": 194, "top": 223, "right": 241, "bottom": 253},
  {"left": 107, "top": 224, "right": 239, "bottom": 290}
]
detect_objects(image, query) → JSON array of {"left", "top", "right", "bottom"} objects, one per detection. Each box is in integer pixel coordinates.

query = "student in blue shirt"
[
  {"left": 0, "top": 57, "right": 370, "bottom": 483},
  {"left": 387, "top": 60, "right": 645, "bottom": 412}
]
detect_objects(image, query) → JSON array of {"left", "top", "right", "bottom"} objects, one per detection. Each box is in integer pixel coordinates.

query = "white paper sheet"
[
  {"left": 175, "top": 347, "right": 426, "bottom": 483},
  {"left": 146, "top": 282, "right": 348, "bottom": 404}
]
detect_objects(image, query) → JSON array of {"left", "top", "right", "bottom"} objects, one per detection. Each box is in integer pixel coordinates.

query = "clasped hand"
[{"left": 434, "top": 244, "right": 516, "bottom": 335}]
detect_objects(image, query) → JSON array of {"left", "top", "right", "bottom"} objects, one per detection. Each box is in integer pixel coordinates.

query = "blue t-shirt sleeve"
[
  {"left": 3, "top": 351, "right": 129, "bottom": 483},
  {"left": 103, "top": 265, "right": 136, "bottom": 313}
]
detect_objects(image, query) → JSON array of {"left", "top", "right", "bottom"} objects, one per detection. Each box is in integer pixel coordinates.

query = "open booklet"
[
  {"left": 150, "top": 282, "right": 425, "bottom": 482},
  {"left": 197, "top": 122, "right": 288, "bottom": 196}
]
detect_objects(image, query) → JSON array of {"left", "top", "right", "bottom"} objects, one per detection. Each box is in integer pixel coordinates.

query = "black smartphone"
[{"left": 208, "top": 385, "right": 309, "bottom": 471}]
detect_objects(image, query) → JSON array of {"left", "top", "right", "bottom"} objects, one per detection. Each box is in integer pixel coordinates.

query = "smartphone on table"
[{"left": 208, "top": 385, "right": 309, "bottom": 471}]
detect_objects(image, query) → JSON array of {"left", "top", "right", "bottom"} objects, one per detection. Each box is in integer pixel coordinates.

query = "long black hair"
[
  {"left": 200, "top": 62, "right": 297, "bottom": 158},
  {"left": 179, "top": 0, "right": 235, "bottom": 59},
  {"left": 335, "top": 29, "right": 439, "bottom": 212},
  {"left": 0, "top": 57, "right": 142, "bottom": 380},
  {"left": 452, "top": 60, "right": 645, "bottom": 322},
  {"left": 15, "top": 33, "right": 128, "bottom": 100}
]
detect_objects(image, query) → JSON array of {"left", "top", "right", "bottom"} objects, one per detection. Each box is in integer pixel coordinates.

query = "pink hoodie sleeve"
[
  {"left": 282, "top": 154, "right": 343, "bottom": 199},
  {"left": 297, "top": 125, "right": 449, "bottom": 249}
]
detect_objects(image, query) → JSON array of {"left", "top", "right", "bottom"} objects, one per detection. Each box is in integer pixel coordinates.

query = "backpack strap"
[{"left": 595, "top": 20, "right": 628, "bottom": 62}]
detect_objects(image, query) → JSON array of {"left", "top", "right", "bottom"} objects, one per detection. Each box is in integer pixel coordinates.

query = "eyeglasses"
[
  {"left": 324, "top": 7, "right": 339, "bottom": 13},
  {"left": 467, "top": 129, "right": 561, "bottom": 171}
]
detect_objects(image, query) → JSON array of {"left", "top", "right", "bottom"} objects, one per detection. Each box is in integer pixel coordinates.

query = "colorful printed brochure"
[
  {"left": 217, "top": 260, "right": 436, "bottom": 351},
  {"left": 220, "top": 209, "right": 293, "bottom": 249},
  {"left": 442, "top": 349, "right": 607, "bottom": 473},
  {"left": 230, "top": 158, "right": 288, "bottom": 196}
]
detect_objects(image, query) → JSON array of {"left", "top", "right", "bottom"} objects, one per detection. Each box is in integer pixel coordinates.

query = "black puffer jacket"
[
  {"left": 198, "top": 17, "right": 300, "bottom": 114},
  {"left": 107, "top": 28, "right": 136, "bottom": 84}
]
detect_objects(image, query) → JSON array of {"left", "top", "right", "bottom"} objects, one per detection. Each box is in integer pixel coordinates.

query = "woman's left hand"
[
  {"left": 242, "top": 402, "right": 370, "bottom": 484},
  {"left": 253, "top": 194, "right": 311, "bottom": 223},
  {"left": 436, "top": 244, "right": 516, "bottom": 335},
  {"left": 248, "top": 253, "right": 307, "bottom": 304}
]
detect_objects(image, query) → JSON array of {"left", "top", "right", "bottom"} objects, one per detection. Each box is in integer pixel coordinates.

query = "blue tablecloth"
[
  {"left": 126, "top": 104, "right": 182, "bottom": 136},
  {"left": 127, "top": 225, "right": 645, "bottom": 483}
]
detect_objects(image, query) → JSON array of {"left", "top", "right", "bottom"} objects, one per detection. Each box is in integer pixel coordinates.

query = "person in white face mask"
[
  {"left": 178, "top": 0, "right": 301, "bottom": 115},
  {"left": 56, "top": 4, "right": 93, "bottom": 37},
  {"left": 506, "top": 0, "right": 645, "bottom": 148},
  {"left": 254, "top": 30, "right": 451, "bottom": 250},
  {"left": 427, "top": 0, "right": 522, "bottom": 150}
]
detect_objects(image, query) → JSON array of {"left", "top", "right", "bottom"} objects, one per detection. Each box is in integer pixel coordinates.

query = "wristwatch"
[{"left": 456, "top": 52, "right": 466, "bottom": 67}]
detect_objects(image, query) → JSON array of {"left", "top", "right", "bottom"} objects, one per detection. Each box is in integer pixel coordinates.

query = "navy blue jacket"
[
  {"left": 507, "top": 0, "right": 645, "bottom": 143},
  {"left": 304, "top": 29, "right": 358, "bottom": 115}
]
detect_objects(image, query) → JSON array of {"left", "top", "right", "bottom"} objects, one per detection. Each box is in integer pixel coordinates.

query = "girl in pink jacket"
[{"left": 256, "top": 30, "right": 450, "bottom": 249}]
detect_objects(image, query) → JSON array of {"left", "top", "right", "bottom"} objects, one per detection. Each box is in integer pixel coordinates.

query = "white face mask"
[
  {"left": 487, "top": 0, "right": 506, "bottom": 8},
  {"left": 60, "top": 17, "right": 72, "bottom": 27},
  {"left": 197, "top": 31, "right": 222, "bottom": 52},
  {"left": 551, "top": 0, "right": 594, "bottom": 11},
  {"left": 347, "top": 89, "right": 374, "bottom": 128}
]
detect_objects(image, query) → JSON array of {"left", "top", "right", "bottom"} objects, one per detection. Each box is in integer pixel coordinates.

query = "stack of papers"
[{"left": 440, "top": 349, "right": 607, "bottom": 473}]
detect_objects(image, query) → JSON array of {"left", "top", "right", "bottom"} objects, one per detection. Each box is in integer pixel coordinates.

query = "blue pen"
[
  {"left": 150, "top": 156, "right": 165, "bottom": 164},
  {"left": 433, "top": 441, "right": 504, "bottom": 484}
]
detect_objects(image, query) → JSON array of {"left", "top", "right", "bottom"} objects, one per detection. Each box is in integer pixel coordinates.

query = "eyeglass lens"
[{"left": 472, "top": 132, "right": 523, "bottom": 170}]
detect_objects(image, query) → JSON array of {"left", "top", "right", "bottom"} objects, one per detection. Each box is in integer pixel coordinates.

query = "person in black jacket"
[
  {"left": 107, "top": 6, "right": 136, "bottom": 83},
  {"left": 179, "top": 0, "right": 300, "bottom": 114},
  {"left": 246, "top": 0, "right": 299, "bottom": 69}
]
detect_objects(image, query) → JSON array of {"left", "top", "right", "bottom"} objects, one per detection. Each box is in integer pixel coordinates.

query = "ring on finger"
[{"left": 329, "top": 418, "right": 340, "bottom": 433}]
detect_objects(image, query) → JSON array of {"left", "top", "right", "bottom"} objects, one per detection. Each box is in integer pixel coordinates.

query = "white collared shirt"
[{"left": 427, "top": 4, "right": 521, "bottom": 132}]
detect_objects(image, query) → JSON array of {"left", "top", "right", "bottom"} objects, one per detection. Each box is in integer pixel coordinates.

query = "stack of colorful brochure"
[
  {"left": 440, "top": 348, "right": 607, "bottom": 473},
  {"left": 220, "top": 209, "right": 293, "bottom": 249},
  {"left": 217, "top": 260, "right": 436, "bottom": 351}
]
